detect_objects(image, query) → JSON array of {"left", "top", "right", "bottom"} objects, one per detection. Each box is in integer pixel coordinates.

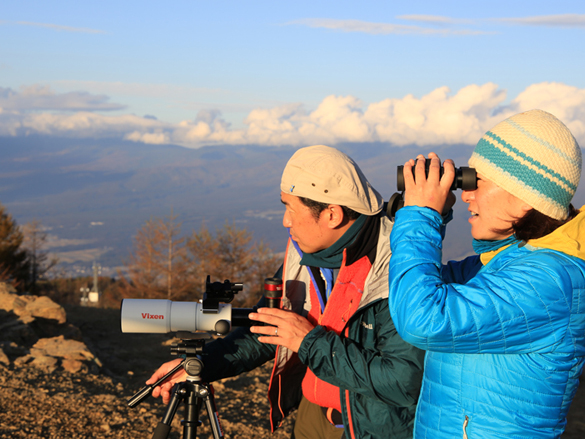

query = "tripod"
[{"left": 128, "top": 333, "right": 224, "bottom": 439}]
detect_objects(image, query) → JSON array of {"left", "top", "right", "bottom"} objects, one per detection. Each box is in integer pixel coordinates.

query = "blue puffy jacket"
[{"left": 388, "top": 206, "right": 585, "bottom": 438}]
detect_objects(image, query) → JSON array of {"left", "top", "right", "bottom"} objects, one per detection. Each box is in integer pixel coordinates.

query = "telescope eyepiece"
[{"left": 264, "top": 277, "right": 283, "bottom": 309}]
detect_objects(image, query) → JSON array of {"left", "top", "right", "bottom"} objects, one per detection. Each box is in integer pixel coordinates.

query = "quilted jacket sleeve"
[
  {"left": 297, "top": 299, "right": 424, "bottom": 407},
  {"left": 440, "top": 255, "right": 482, "bottom": 284},
  {"left": 200, "top": 296, "right": 277, "bottom": 383},
  {"left": 388, "top": 206, "right": 575, "bottom": 354},
  {"left": 200, "top": 326, "right": 276, "bottom": 383}
]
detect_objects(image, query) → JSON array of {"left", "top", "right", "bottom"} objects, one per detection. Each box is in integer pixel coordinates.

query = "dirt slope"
[
  {"left": 0, "top": 305, "right": 294, "bottom": 439},
  {"left": 1, "top": 304, "right": 584, "bottom": 438}
]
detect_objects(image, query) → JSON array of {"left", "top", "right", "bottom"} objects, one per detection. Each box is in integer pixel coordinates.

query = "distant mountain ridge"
[{"left": 2, "top": 136, "right": 584, "bottom": 276}]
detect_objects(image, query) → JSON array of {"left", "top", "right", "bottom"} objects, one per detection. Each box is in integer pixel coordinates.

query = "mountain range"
[{"left": 2, "top": 136, "right": 583, "bottom": 278}]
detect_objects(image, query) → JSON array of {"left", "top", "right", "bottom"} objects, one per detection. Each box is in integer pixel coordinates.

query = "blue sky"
[{"left": 2, "top": 1, "right": 585, "bottom": 148}]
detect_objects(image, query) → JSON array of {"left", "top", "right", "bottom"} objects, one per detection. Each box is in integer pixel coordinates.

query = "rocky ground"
[
  {"left": 0, "top": 290, "right": 294, "bottom": 439},
  {"left": 1, "top": 289, "right": 585, "bottom": 438}
]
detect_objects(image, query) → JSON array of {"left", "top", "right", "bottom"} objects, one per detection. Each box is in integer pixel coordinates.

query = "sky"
[{"left": 2, "top": 0, "right": 585, "bottom": 149}]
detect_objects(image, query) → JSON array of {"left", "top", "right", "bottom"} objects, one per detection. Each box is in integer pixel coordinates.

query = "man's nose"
[{"left": 283, "top": 210, "right": 291, "bottom": 228}]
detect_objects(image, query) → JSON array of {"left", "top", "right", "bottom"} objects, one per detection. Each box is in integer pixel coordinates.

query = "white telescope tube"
[{"left": 120, "top": 299, "right": 232, "bottom": 334}]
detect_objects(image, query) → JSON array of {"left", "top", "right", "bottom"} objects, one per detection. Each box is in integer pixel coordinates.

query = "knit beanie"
[{"left": 468, "top": 109, "right": 582, "bottom": 220}]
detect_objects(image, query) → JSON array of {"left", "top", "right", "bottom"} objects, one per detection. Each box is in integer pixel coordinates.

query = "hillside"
[
  {"left": 1, "top": 289, "right": 585, "bottom": 438},
  {"left": 2, "top": 136, "right": 585, "bottom": 278},
  {"left": 0, "top": 290, "right": 294, "bottom": 438}
]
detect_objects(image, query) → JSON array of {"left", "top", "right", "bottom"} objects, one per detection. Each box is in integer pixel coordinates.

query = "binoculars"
[
  {"left": 387, "top": 159, "right": 477, "bottom": 219},
  {"left": 396, "top": 159, "right": 477, "bottom": 191}
]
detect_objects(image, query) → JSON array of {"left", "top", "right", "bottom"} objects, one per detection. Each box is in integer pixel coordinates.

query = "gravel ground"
[
  {"left": 1, "top": 304, "right": 584, "bottom": 438},
  {"left": 0, "top": 305, "right": 294, "bottom": 439}
]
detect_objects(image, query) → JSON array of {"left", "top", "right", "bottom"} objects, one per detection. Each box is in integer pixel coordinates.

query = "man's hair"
[
  {"left": 494, "top": 204, "right": 579, "bottom": 241},
  {"left": 299, "top": 197, "right": 361, "bottom": 221}
]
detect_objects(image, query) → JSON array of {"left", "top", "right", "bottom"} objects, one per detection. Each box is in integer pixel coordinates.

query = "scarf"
[
  {"left": 300, "top": 214, "right": 367, "bottom": 269},
  {"left": 472, "top": 235, "right": 519, "bottom": 255}
]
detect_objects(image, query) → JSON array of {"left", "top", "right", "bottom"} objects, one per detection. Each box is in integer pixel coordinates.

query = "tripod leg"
[
  {"left": 151, "top": 382, "right": 185, "bottom": 439},
  {"left": 203, "top": 384, "right": 225, "bottom": 439},
  {"left": 182, "top": 387, "right": 203, "bottom": 439}
]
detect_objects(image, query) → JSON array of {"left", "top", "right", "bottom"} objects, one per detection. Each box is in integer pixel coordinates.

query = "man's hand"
[
  {"left": 403, "top": 152, "right": 456, "bottom": 215},
  {"left": 249, "top": 307, "right": 315, "bottom": 353},
  {"left": 145, "top": 358, "right": 186, "bottom": 405}
]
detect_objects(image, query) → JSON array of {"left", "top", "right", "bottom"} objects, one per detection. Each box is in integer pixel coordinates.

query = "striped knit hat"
[{"left": 469, "top": 109, "right": 582, "bottom": 220}]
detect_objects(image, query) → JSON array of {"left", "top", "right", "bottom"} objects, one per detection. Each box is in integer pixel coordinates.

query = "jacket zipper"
[
  {"left": 345, "top": 389, "right": 356, "bottom": 439},
  {"left": 463, "top": 415, "right": 469, "bottom": 439}
]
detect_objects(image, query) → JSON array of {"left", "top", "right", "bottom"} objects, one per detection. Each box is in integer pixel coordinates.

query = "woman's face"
[{"left": 461, "top": 174, "right": 531, "bottom": 241}]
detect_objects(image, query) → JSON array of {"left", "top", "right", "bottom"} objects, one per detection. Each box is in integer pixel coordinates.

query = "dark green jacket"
[{"left": 201, "top": 215, "right": 424, "bottom": 438}]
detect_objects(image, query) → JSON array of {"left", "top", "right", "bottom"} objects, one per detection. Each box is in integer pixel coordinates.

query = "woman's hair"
[
  {"left": 298, "top": 197, "right": 361, "bottom": 221},
  {"left": 494, "top": 204, "right": 579, "bottom": 241}
]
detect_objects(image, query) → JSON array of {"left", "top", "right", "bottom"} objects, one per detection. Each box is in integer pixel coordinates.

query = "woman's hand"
[
  {"left": 403, "top": 152, "right": 456, "bottom": 215},
  {"left": 249, "top": 307, "right": 315, "bottom": 353}
]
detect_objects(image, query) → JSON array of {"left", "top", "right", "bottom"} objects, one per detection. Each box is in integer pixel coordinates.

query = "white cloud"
[
  {"left": 288, "top": 18, "right": 486, "bottom": 36},
  {"left": 0, "top": 85, "right": 125, "bottom": 111},
  {"left": 510, "top": 83, "right": 585, "bottom": 139},
  {"left": 497, "top": 14, "right": 585, "bottom": 28},
  {"left": 16, "top": 21, "right": 106, "bottom": 34},
  {"left": 54, "top": 80, "right": 225, "bottom": 99},
  {"left": 363, "top": 83, "right": 508, "bottom": 146},
  {"left": 0, "top": 109, "right": 161, "bottom": 138},
  {"left": 1, "top": 82, "right": 585, "bottom": 148}
]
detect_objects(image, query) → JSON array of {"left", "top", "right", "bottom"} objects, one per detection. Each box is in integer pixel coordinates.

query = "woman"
[{"left": 388, "top": 109, "right": 585, "bottom": 438}]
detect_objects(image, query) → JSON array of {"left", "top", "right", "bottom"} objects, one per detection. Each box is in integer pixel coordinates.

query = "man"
[{"left": 147, "top": 145, "right": 424, "bottom": 439}]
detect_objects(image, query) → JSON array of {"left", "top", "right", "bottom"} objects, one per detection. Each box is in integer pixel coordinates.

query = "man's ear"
[{"left": 326, "top": 205, "right": 345, "bottom": 229}]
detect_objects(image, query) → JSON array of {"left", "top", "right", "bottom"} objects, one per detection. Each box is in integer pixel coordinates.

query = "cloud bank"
[
  {"left": 1, "top": 82, "right": 584, "bottom": 148},
  {"left": 0, "top": 85, "right": 125, "bottom": 112}
]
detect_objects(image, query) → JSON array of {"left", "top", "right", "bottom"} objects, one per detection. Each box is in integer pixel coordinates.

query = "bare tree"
[
  {"left": 158, "top": 209, "right": 189, "bottom": 299},
  {"left": 120, "top": 215, "right": 282, "bottom": 305},
  {"left": 22, "top": 219, "right": 59, "bottom": 294},
  {"left": 186, "top": 221, "right": 282, "bottom": 306},
  {"left": 184, "top": 222, "right": 221, "bottom": 293},
  {"left": 119, "top": 211, "right": 190, "bottom": 300}
]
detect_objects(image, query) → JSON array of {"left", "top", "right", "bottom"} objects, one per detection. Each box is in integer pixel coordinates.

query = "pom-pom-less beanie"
[{"left": 469, "top": 109, "right": 582, "bottom": 220}]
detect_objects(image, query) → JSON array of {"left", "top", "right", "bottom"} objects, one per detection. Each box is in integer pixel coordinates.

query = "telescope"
[
  {"left": 120, "top": 276, "right": 283, "bottom": 336},
  {"left": 122, "top": 276, "right": 284, "bottom": 439}
]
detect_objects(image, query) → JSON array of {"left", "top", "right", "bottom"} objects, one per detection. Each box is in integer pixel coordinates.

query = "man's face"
[{"left": 280, "top": 191, "right": 334, "bottom": 254}]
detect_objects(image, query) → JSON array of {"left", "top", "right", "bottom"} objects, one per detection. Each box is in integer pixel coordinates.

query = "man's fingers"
[{"left": 250, "top": 324, "right": 279, "bottom": 336}]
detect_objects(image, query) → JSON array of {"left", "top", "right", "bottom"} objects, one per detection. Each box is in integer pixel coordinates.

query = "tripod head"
[
  {"left": 127, "top": 332, "right": 211, "bottom": 408},
  {"left": 169, "top": 333, "right": 209, "bottom": 381}
]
